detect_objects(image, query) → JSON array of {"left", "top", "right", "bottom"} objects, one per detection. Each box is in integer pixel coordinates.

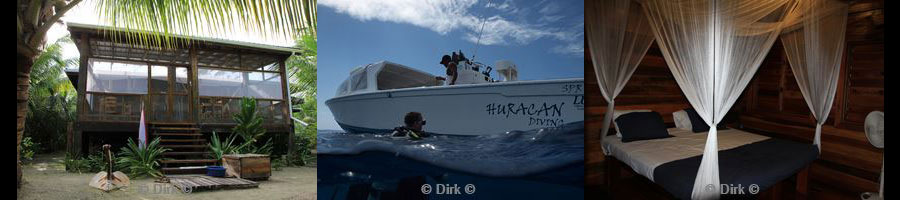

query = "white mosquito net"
[
  {"left": 641, "top": 0, "right": 793, "bottom": 197},
  {"left": 586, "top": 0, "right": 655, "bottom": 138},
  {"left": 781, "top": 0, "right": 848, "bottom": 152}
]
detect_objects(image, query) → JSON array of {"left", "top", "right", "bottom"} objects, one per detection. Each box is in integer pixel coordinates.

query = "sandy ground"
[{"left": 17, "top": 152, "right": 317, "bottom": 200}]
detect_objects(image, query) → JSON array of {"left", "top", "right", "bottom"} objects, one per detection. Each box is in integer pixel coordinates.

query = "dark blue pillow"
[
  {"left": 615, "top": 112, "right": 671, "bottom": 142},
  {"left": 684, "top": 108, "right": 728, "bottom": 133}
]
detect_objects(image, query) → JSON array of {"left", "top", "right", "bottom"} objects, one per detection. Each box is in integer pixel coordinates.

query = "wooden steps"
[{"left": 153, "top": 123, "right": 214, "bottom": 175}]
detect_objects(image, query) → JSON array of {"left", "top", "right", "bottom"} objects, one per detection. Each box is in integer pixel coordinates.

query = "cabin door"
[{"left": 148, "top": 65, "right": 193, "bottom": 123}]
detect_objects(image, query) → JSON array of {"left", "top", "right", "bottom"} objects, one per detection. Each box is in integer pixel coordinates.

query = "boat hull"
[{"left": 326, "top": 78, "right": 585, "bottom": 135}]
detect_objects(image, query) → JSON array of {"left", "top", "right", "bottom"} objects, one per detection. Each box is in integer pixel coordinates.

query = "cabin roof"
[
  {"left": 67, "top": 22, "right": 296, "bottom": 70},
  {"left": 67, "top": 22, "right": 298, "bottom": 53}
]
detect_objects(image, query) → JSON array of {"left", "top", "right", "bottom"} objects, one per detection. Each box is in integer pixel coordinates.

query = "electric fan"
[{"left": 861, "top": 111, "right": 884, "bottom": 200}]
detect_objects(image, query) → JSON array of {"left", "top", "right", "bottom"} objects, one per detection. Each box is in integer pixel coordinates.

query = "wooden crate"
[{"left": 222, "top": 154, "right": 271, "bottom": 180}]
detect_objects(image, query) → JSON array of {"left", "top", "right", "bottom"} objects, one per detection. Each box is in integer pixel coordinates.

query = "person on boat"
[
  {"left": 457, "top": 50, "right": 468, "bottom": 63},
  {"left": 392, "top": 112, "right": 430, "bottom": 140},
  {"left": 440, "top": 55, "right": 458, "bottom": 85}
]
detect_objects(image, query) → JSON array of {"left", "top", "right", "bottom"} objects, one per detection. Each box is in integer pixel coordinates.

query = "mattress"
[
  {"left": 653, "top": 138, "right": 819, "bottom": 199},
  {"left": 602, "top": 128, "right": 819, "bottom": 199}
]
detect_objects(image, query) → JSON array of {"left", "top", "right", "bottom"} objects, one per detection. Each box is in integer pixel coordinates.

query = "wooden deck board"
[{"left": 169, "top": 175, "right": 259, "bottom": 192}]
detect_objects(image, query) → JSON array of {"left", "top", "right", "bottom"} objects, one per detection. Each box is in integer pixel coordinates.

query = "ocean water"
[{"left": 317, "top": 121, "right": 585, "bottom": 200}]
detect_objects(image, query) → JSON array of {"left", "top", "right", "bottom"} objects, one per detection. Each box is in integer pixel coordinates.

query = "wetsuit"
[{"left": 391, "top": 127, "right": 429, "bottom": 140}]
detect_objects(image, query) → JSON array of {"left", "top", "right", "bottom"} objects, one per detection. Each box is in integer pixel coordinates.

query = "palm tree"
[
  {"left": 25, "top": 36, "right": 78, "bottom": 158},
  {"left": 288, "top": 34, "right": 317, "bottom": 121},
  {"left": 286, "top": 33, "right": 316, "bottom": 164},
  {"left": 17, "top": 0, "right": 317, "bottom": 188}
]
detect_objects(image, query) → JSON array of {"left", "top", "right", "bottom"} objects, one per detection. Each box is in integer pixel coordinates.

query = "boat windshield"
[
  {"left": 336, "top": 62, "right": 443, "bottom": 97},
  {"left": 336, "top": 79, "right": 350, "bottom": 96},
  {"left": 336, "top": 67, "right": 367, "bottom": 96},
  {"left": 377, "top": 62, "right": 442, "bottom": 90}
]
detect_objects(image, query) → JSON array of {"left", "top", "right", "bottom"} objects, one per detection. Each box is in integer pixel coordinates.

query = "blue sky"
[{"left": 317, "top": 0, "right": 585, "bottom": 130}]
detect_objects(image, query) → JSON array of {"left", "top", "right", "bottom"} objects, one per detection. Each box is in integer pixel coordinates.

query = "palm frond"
[
  {"left": 117, "top": 137, "right": 170, "bottom": 178},
  {"left": 94, "top": 0, "right": 317, "bottom": 49},
  {"left": 209, "top": 131, "right": 240, "bottom": 160},
  {"left": 232, "top": 97, "right": 266, "bottom": 143}
]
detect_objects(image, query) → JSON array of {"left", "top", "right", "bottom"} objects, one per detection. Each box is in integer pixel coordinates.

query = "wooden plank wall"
[{"left": 739, "top": 0, "right": 884, "bottom": 195}]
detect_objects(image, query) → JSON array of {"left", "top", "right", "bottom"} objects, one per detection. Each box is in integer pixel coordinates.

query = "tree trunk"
[{"left": 17, "top": 49, "right": 35, "bottom": 189}]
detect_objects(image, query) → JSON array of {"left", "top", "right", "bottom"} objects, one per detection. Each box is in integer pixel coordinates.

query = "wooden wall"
[{"left": 586, "top": 0, "right": 884, "bottom": 196}]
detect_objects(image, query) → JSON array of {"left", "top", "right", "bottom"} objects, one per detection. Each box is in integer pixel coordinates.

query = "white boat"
[{"left": 325, "top": 59, "right": 584, "bottom": 136}]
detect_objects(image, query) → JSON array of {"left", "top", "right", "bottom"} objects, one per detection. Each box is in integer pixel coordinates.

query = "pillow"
[
  {"left": 615, "top": 111, "right": 671, "bottom": 142},
  {"left": 612, "top": 110, "right": 652, "bottom": 137},
  {"left": 683, "top": 108, "right": 728, "bottom": 133},
  {"left": 673, "top": 110, "right": 692, "bottom": 131}
]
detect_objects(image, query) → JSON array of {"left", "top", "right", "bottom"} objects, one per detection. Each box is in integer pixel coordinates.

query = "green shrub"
[
  {"left": 20, "top": 137, "right": 37, "bottom": 160},
  {"left": 209, "top": 97, "right": 274, "bottom": 156},
  {"left": 245, "top": 138, "right": 274, "bottom": 155},
  {"left": 64, "top": 152, "right": 92, "bottom": 173},
  {"left": 25, "top": 37, "right": 78, "bottom": 154},
  {"left": 208, "top": 97, "right": 282, "bottom": 169},
  {"left": 209, "top": 131, "right": 243, "bottom": 161},
  {"left": 269, "top": 131, "right": 316, "bottom": 167},
  {"left": 233, "top": 97, "right": 266, "bottom": 144},
  {"left": 117, "top": 137, "right": 169, "bottom": 178},
  {"left": 292, "top": 129, "right": 316, "bottom": 166},
  {"left": 283, "top": 29, "right": 318, "bottom": 167},
  {"left": 89, "top": 151, "right": 110, "bottom": 172},
  {"left": 64, "top": 150, "right": 118, "bottom": 173},
  {"left": 271, "top": 156, "right": 287, "bottom": 171}
]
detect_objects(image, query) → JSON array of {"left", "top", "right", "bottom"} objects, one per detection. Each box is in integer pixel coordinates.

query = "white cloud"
[
  {"left": 538, "top": 15, "right": 564, "bottom": 23},
  {"left": 552, "top": 41, "right": 584, "bottom": 56},
  {"left": 539, "top": 2, "right": 561, "bottom": 15},
  {"left": 551, "top": 22, "right": 584, "bottom": 56},
  {"left": 485, "top": 0, "right": 518, "bottom": 13},
  {"left": 319, "top": 0, "right": 478, "bottom": 35},
  {"left": 485, "top": 1, "right": 509, "bottom": 10},
  {"left": 320, "top": 0, "right": 581, "bottom": 51},
  {"left": 463, "top": 15, "right": 550, "bottom": 45}
]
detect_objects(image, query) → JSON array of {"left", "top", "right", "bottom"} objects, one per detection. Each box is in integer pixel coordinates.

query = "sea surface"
[{"left": 317, "top": 121, "right": 585, "bottom": 200}]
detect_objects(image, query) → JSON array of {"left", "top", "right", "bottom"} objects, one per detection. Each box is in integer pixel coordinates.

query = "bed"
[{"left": 603, "top": 126, "right": 819, "bottom": 199}]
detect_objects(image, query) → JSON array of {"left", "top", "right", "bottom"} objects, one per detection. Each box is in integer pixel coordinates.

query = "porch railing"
[
  {"left": 80, "top": 92, "right": 144, "bottom": 122},
  {"left": 78, "top": 92, "right": 288, "bottom": 126},
  {"left": 198, "top": 96, "right": 287, "bottom": 125}
]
